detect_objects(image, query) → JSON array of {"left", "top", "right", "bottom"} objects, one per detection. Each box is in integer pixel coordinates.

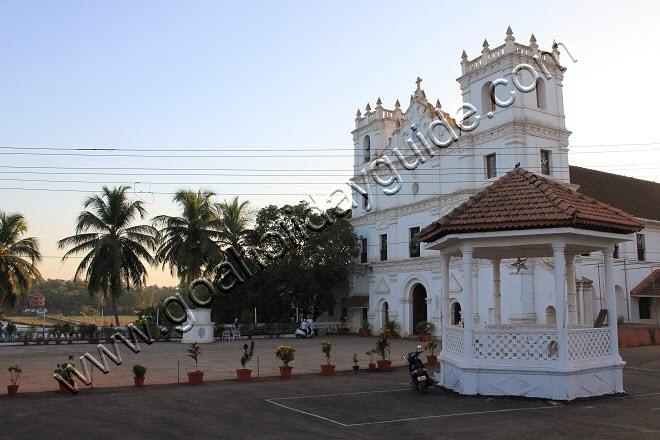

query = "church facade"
[{"left": 333, "top": 28, "right": 660, "bottom": 336}]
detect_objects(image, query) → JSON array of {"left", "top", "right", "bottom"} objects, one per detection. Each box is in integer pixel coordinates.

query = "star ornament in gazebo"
[{"left": 512, "top": 257, "right": 528, "bottom": 273}]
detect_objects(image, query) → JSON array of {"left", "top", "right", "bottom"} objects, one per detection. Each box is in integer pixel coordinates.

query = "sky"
[{"left": 1, "top": 0, "right": 659, "bottom": 287}]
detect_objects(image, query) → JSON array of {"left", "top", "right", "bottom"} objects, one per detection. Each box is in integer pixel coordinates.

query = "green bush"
[
  {"left": 132, "top": 364, "right": 147, "bottom": 378},
  {"left": 321, "top": 340, "right": 332, "bottom": 364},
  {"left": 415, "top": 321, "right": 434, "bottom": 334}
]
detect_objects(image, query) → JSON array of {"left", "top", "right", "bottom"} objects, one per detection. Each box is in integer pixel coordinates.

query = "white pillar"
[
  {"left": 441, "top": 254, "right": 450, "bottom": 341},
  {"left": 566, "top": 254, "right": 577, "bottom": 326},
  {"left": 462, "top": 245, "right": 474, "bottom": 360},
  {"left": 603, "top": 248, "right": 621, "bottom": 360},
  {"left": 491, "top": 259, "right": 502, "bottom": 324},
  {"left": 553, "top": 242, "right": 569, "bottom": 365}
]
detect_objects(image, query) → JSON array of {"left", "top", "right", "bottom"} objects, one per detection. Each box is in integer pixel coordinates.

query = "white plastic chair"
[
  {"left": 221, "top": 330, "right": 231, "bottom": 341},
  {"left": 231, "top": 329, "right": 240, "bottom": 341}
]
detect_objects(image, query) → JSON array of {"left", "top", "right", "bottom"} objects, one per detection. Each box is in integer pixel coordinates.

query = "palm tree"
[
  {"left": 153, "top": 190, "right": 223, "bottom": 287},
  {"left": 0, "top": 212, "right": 42, "bottom": 309},
  {"left": 58, "top": 186, "right": 157, "bottom": 326},
  {"left": 214, "top": 196, "right": 252, "bottom": 250}
]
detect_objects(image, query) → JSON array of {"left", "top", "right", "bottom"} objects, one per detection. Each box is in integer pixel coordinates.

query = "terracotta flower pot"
[
  {"left": 44, "top": 340, "right": 50, "bottom": 345},
  {"left": 36, "top": 340, "right": 42, "bottom": 345},
  {"left": 359, "top": 329, "right": 370, "bottom": 337},
  {"left": 56, "top": 339, "right": 61, "bottom": 345},
  {"left": 426, "top": 355, "right": 438, "bottom": 366},
  {"left": 187, "top": 371, "right": 204, "bottom": 385},
  {"left": 419, "top": 333, "right": 430, "bottom": 341},
  {"left": 7, "top": 385, "right": 19, "bottom": 396},
  {"left": 67, "top": 339, "right": 73, "bottom": 345},
  {"left": 236, "top": 369, "right": 252, "bottom": 381},
  {"left": 279, "top": 366, "right": 293, "bottom": 378},
  {"left": 368, "top": 363, "right": 376, "bottom": 370},
  {"left": 376, "top": 360, "right": 392, "bottom": 371},
  {"left": 352, "top": 365, "right": 359, "bottom": 371},
  {"left": 58, "top": 380, "right": 75, "bottom": 394},
  {"left": 321, "top": 364, "right": 336, "bottom": 375},
  {"left": 134, "top": 377, "right": 145, "bottom": 387},
  {"left": 23, "top": 341, "right": 28, "bottom": 346}
]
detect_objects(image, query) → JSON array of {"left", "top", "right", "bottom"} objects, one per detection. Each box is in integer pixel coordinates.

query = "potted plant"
[
  {"left": 8, "top": 365, "right": 21, "bottom": 396},
  {"left": 187, "top": 342, "right": 204, "bottom": 384},
  {"left": 359, "top": 321, "right": 370, "bottom": 337},
  {"left": 383, "top": 320, "right": 399, "bottom": 338},
  {"left": 425, "top": 340, "right": 438, "bottom": 366},
  {"left": 320, "top": 340, "right": 335, "bottom": 375},
  {"left": 22, "top": 328, "right": 33, "bottom": 346},
  {"left": 236, "top": 341, "right": 255, "bottom": 381},
  {"left": 416, "top": 321, "right": 434, "bottom": 341},
  {"left": 352, "top": 353, "right": 359, "bottom": 371},
  {"left": 52, "top": 324, "right": 63, "bottom": 344},
  {"left": 375, "top": 336, "right": 392, "bottom": 371},
  {"left": 338, "top": 317, "right": 349, "bottom": 335},
  {"left": 36, "top": 333, "right": 43, "bottom": 345},
  {"left": 366, "top": 349, "right": 376, "bottom": 370},
  {"left": 133, "top": 364, "right": 147, "bottom": 386},
  {"left": 275, "top": 345, "right": 296, "bottom": 378},
  {"left": 6, "top": 322, "right": 16, "bottom": 342},
  {"left": 54, "top": 354, "right": 76, "bottom": 393},
  {"left": 106, "top": 325, "right": 115, "bottom": 343}
]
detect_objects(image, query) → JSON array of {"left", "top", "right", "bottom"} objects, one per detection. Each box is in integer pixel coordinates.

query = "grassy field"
[{"left": 6, "top": 315, "right": 138, "bottom": 326}]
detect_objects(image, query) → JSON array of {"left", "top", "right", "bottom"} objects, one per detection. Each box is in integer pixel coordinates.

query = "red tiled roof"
[
  {"left": 631, "top": 270, "right": 660, "bottom": 297},
  {"left": 343, "top": 295, "right": 369, "bottom": 308},
  {"left": 419, "top": 167, "right": 644, "bottom": 243}
]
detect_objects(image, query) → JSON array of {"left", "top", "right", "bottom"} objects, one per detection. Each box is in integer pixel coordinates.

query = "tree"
[
  {"left": 58, "top": 186, "right": 157, "bottom": 326},
  {"left": 212, "top": 202, "right": 362, "bottom": 322},
  {"left": 0, "top": 211, "right": 42, "bottom": 309},
  {"left": 214, "top": 196, "right": 252, "bottom": 250},
  {"left": 153, "top": 190, "right": 223, "bottom": 288}
]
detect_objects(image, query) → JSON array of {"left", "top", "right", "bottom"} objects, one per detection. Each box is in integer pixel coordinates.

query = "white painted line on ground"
[
  {"left": 627, "top": 367, "right": 660, "bottom": 373},
  {"left": 267, "top": 388, "right": 409, "bottom": 401},
  {"left": 265, "top": 399, "right": 349, "bottom": 427},
  {"left": 634, "top": 392, "right": 660, "bottom": 397},
  {"left": 344, "top": 406, "right": 559, "bottom": 427}
]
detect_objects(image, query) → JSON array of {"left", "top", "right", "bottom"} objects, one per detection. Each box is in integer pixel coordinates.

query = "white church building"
[{"left": 338, "top": 28, "right": 660, "bottom": 351}]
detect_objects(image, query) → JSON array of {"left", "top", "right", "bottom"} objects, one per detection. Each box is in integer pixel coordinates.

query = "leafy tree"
[
  {"left": 58, "top": 186, "right": 158, "bottom": 326},
  {"left": 153, "top": 190, "right": 222, "bottom": 288},
  {"left": 0, "top": 211, "right": 42, "bottom": 309}
]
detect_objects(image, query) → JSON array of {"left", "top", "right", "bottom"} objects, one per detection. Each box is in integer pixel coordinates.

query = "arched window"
[
  {"left": 451, "top": 302, "right": 462, "bottom": 326},
  {"left": 363, "top": 135, "right": 371, "bottom": 163},
  {"left": 545, "top": 306, "right": 556, "bottom": 325},
  {"left": 536, "top": 78, "right": 547, "bottom": 109},
  {"left": 481, "top": 81, "right": 495, "bottom": 115}
]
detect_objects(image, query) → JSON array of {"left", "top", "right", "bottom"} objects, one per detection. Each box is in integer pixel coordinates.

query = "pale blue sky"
[{"left": 1, "top": 0, "right": 658, "bottom": 285}]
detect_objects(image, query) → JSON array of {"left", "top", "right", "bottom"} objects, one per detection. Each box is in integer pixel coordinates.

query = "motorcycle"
[
  {"left": 403, "top": 344, "right": 434, "bottom": 394},
  {"left": 295, "top": 319, "right": 315, "bottom": 339}
]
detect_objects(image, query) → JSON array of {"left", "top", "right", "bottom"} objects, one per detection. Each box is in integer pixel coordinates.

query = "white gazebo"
[{"left": 419, "top": 167, "right": 644, "bottom": 400}]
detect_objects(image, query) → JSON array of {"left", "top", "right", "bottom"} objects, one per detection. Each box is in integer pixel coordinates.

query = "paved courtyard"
[
  {"left": 1, "top": 346, "right": 659, "bottom": 439},
  {"left": 0, "top": 336, "right": 424, "bottom": 393}
]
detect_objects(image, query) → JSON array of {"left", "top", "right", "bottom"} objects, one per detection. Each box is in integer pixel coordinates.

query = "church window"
[
  {"left": 409, "top": 227, "right": 420, "bottom": 258},
  {"left": 380, "top": 234, "right": 388, "bottom": 261},
  {"left": 364, "top": 135, "right": 371, "bottom": 163},
  {"left": 636, "top": 234, "right": 646, "bottom": 261},
  {"left": 540, "top": 149, "right": 551, "bottom": 175},
  {"left": 613, "top": 244, "right": 619, "bottom": 259},
  {"left": 481, "top": 81, "right": 496, "bottom": 115},
  {"left": 536, "top": 78, "right": 547, "bottom": 109},
  {"left": 485, "top": 153, "right": 497, "bottom": 179},
  {"left": 361, "top": 237, "right": 368, "bottom": 263}
]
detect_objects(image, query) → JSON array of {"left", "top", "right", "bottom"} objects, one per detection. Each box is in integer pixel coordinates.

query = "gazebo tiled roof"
[
  {"left": 631, "top": 269, "right": 660, "bottom": 297},
  {"left": 419, "top": 166, "right": 644, "bottom": 243}
]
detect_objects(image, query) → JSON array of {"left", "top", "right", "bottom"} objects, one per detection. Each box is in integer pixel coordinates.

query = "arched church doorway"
[
  {"left": 451, "top": 302, "right": 461, "bottom": 325},
  {"left": 412, "top": 283, "right": 427, "bottom": 333}
]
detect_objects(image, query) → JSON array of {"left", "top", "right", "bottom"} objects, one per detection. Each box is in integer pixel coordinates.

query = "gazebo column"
[
  {"left": 462, "top": 245, "right": 475, "bottom": 361},
  {"left": 553, "top": 242, "right": 569, "bottom": 365},
  {"left": 603, "top": 248, "right": 621, "bottom": 360},
  {"left": 491, "top": 259, "right": 502, "bottom": 324},
  {"left": 440, "top": 254, "right": 450, "bottom": 345},
  {"left": 566, "top": 254, "right": 577, "bottom": 326}
]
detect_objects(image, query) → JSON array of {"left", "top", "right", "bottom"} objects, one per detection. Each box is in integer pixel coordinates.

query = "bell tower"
[{"left": 456, "top": 27, "right": 572, "bottom": 183}]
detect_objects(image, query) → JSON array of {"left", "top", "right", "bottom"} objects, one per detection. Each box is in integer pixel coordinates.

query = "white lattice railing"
[
  {"left": 444, "top": 326, "right": 465, "bottom": 358},
  {"left": 473, "top": 329, "right": 558, "bottom": 361},
  {"left": 568, "top": 328, "right": 612, "bottom": 360}
]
